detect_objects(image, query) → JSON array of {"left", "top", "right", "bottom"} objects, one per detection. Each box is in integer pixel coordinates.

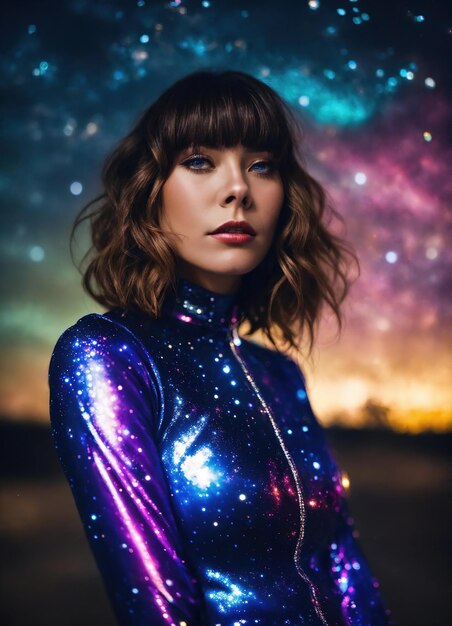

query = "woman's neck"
[{"left": 176, "top": 262, "right": 242, "bottom": 295}]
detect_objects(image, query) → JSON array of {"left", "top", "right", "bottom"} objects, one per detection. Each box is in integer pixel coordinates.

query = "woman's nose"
[
  {"left": 220, "top": 170, "right": 251, "bottom": 209},
  {"left": 222, "top": 191, "right": 251, "bottom": 208}
]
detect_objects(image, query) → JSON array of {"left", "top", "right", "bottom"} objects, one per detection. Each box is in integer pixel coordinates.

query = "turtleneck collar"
[{"left": 161, "top": 278, "right": 241, "bottom": 331}]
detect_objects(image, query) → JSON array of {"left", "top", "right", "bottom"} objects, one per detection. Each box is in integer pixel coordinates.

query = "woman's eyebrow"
[
  {"left": 179, "top": 145, "right": 274, "bottom": 158},
  {"left": 243, "top": 146, "right": 275, "bottom": 155},
  {"left": 202, "top": 146, "right": 274, "bottom": 154},
  {"left": 178, "top": 146, "right": 201, "bottom": 157}
]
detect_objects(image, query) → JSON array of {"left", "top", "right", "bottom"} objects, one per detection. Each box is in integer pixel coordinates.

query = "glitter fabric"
[{"left": 49, "top": 278, "right": 392, "bottom": 626}]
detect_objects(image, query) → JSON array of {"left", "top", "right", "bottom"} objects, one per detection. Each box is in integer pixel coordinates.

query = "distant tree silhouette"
[{"left": 361, "top": 398, "right": 391, "bottom": 429}]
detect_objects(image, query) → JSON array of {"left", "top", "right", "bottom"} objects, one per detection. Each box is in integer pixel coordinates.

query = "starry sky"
[{"left": 1, "top": 0, "right": 451, "bottom": 431}]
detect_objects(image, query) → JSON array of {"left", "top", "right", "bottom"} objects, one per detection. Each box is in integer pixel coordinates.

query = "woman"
[{"left": 49, "top": 70, "right": 392, "bottom": 626}]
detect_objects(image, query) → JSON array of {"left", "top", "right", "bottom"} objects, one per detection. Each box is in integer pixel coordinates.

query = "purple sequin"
[{"left": 49, "top": 278, "right": 392, "bottom": 626}]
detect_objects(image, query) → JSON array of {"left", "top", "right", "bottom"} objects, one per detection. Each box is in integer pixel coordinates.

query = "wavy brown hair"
[{"left": 71, "top": 69, "right": 359, "bottom": 358}]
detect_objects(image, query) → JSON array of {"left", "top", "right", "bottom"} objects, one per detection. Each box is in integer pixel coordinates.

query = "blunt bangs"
[{"left": 152, "top": 71, "right": 292, "bottom": 167}]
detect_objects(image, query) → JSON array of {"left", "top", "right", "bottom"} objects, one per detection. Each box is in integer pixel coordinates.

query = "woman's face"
[{"left": 160, "top": 144, "right": 285, "bottom": 294}]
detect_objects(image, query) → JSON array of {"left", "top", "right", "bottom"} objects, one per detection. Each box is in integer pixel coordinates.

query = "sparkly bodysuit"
[{"left": 49, "top": 278, "right": 391, "bottom": 626}]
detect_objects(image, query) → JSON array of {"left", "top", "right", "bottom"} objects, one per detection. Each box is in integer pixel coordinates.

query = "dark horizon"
[{"left": 1, "top": 421, "right": 451, "bottom": 625}]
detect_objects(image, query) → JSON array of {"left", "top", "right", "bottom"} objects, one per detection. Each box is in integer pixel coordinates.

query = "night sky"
[{"left": 1, "top": 0, "right": 451, "bottom": 431}]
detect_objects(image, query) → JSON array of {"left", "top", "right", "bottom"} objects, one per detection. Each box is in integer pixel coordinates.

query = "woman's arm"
[
  {"left": 327, "top": 493, "right": 393, "bottom": 625},
  {"left": 48, "top": 314, "right": 206, "bottom": 626},
  {"left": 291, "top": 359, "right": 392, "bottom": 624}
]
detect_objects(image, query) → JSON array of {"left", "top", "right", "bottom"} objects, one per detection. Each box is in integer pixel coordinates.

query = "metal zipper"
[{"left": 227, "top": 323, "right": 328, "bottom": 626}]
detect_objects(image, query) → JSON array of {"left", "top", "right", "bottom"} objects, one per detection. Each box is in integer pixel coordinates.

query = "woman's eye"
[
  {"left": 251, "top": 160, "right": 276, "bottom": 176},
  {"left": 182, "top": 155, "right": 212, "bottom": 172},
  {"left": 181, "top": 156, "right": 276, "bottom": 176}
]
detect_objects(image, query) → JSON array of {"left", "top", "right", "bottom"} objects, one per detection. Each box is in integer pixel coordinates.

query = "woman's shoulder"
[
  {"left": 48, "top": 309, "right": 164, "bottom": 406},
  {"left": 52, "top": 310, "right": 129, "bottom": 346},
  {"left": 239, "top": 334, "right": 304, "bottom": 378},
  {"left": 52, "top": 306, "right": 154, "bottom": 342},
  {"left": 49, "top": 309, "right": 155, "bottom": 371}
]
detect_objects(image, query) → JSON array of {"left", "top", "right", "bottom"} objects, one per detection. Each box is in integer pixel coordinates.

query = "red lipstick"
[
  {"left": 209, "top": 220, "right": 256, "bottom": 235},
  {"left": 208, "top": 220, "right": 256, "bottom": 245}
]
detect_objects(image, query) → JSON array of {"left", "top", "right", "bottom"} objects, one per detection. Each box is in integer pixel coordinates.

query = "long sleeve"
[
  {"left": 48, "top": 314, "right": 207, "bottom": 626},
  {"left": 292, "top": 362, "right": 393, "bottom": 625},
  {"left": 327, "top": 493, "right": 393, "bottom": 625}
]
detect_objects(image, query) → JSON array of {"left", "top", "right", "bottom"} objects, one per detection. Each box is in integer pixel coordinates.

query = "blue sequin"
[{"left": 49, "top": 278, "right": 391, "bottom": 625}]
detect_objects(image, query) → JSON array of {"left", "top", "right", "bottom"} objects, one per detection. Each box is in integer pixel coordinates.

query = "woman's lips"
[
  {"left": 209, "top": 233, "right": 255, "bottom": 244},
  {"left": 209, "top": 220, "right": 256, "bottom": 236}
]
